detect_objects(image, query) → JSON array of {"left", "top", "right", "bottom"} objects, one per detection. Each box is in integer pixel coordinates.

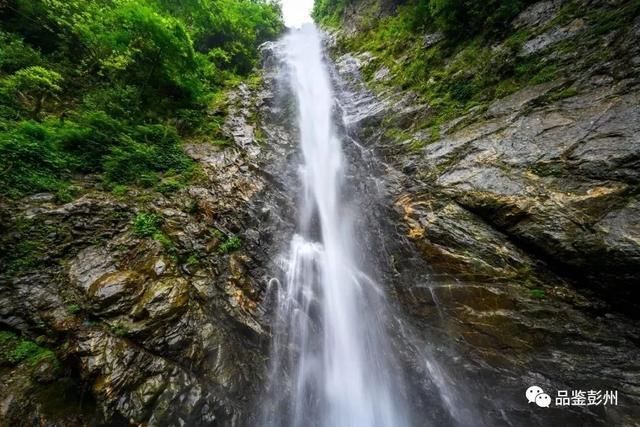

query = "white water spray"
[{"left": 263, "top": 25, "right": 408, "bottom": 427}]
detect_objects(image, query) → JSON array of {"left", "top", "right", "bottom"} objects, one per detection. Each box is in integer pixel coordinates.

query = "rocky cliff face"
[
  {"left": 1, "top": 1, "right": 639, "bottom": 426},
  {"left": 328, "top": 0, "right": 640, "bottom": 312},
  {"left": 0, "top": 61, "right": 296, "bottom": 424},
  {"left": 320, "top": 0, "right": 640, "bottom": 425}
]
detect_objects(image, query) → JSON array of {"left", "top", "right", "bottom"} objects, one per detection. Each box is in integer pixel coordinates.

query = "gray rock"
[
  {"left": 485, "top": 80, "right": 564, "bottom": 118},
  {"left": 521, "top": 18, "right": 587, "bottom": 55},
  {"left": 423, "top": 32, "right": 444, "bottom": 48},
  {"left": 373, "top": 65, "right": 392, "bottom": 82},
  {"left": 513, "top": 0, "right": 562, "bottom": 29},
  {"left": 69, "top": 246, "right": 116, "bottom": 292}
]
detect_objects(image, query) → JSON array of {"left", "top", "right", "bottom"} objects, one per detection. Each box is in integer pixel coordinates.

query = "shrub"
[
  {"left": 312, "top": 0, "right": 349, "bottom": 26},
  {"left": 53, "top": 111, "right": 123, "bottom": 172},
  {"left": 103, "top": 124, "right": 192, "bottom": 185},
  {"left": 109, "top": 323, "right": 129, "bottom": 337},
  {"left": 152, "top": 231, "right": 174, "bottom": 250},
  {"left": 0, "top": 121, "right": 70, "bottom": 197},
  {"left": 132, "top": 212, "right": 162, "bottom": 237}
]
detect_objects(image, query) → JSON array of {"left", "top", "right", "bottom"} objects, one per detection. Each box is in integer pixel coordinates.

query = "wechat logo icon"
[{"left": 526, "top": 385, "right": 551, "bottom": 408}]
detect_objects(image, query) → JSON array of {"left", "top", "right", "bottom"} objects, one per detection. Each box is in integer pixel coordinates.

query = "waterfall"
[{"left": 262, "top": 24, "right": 409, "bottom": 427}]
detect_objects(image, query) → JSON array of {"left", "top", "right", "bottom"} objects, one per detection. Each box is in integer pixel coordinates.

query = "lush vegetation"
[
  {"left": 0, "top": 0, "right": 283, "bottom": 199},
  {"left": 313, "top": 0, "right": 533, "bottom": 36},
  {"left": 314, "top": 0, "right": 640, "bottom": 149}
]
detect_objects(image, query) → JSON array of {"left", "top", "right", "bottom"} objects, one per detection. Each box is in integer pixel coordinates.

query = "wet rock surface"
[
  {"left": 0, "top": 47, "right": 294, "bottom": 425},
  {"left": 325, "top": 2, "right": 640, "bottom": 425}
]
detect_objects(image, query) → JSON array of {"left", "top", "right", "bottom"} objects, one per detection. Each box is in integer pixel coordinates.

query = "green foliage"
[
  {"left": 314, "top": 0, "right": 531, "bottom": 36},
  {"left": 0, "top": 330, "right": 58, "bottom": 366},
  {"left": 108, "top": 323, "right": 130, "bottom": 337},
  {"left": 66, "top": 304, "right": 82, "bottom": 315},
  {"left": 326, "top": 0, "right": 594, "bottom": 151},
  {"left": 0, "top": 32, "right": 43, "bottom": 74},
  {"left": 0, "top": 117, "right": 192, "bottom": 197},
  {"left": 152, "top": 231, "right": 174, "bottom": 250},
  {"left": 0, "top": 0, "right": 284, "bottom": 199},
  {"left": 81, "top": 85, "right": 141, "bottom": 120},
  {"left": 547, "top": 86, "right": 579, "bottom": 102},
  {"left": 111, "top": 185, "right": 129, "bottom": 197},
  {"left": 428, "top": 0, "right": 532, "bottom": 37},
  {"left": 0, "top": 66, "right": 63, "bottom": 118},
  {"left": 312, "top": 0, "right": 349, "bottom": 26},
  {"left": 80, "top": 2, "right": 202, "bottom": 111},
  {"left": 103, "top": 125, "right": 191, "bottom": 185},
  {"left": 132, "top": 212, "right": 162, "bottom": 237},
  {"left": 218, "top": 235, "right": 242, "bottom": 254},
  {"left": 0, "top": 121, "right": 71, "bottom": 197},
  {"left": 186, "top": 253, "right": 201, "bottom": 268},
  {"left": 10, "top": 340, "right": 44, "bottom": 363},
  {"left": 156, "top": 177, "right": 184, "bottom": 195}
]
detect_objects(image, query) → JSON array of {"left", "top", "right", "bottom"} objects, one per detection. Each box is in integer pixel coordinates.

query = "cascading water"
[{"left": 262, "top": 24, "right": 409, "bottom": 427}]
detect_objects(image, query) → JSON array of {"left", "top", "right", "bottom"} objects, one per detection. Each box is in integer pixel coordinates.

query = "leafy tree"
[
  {"left": 77, "top": 2, "right": 202, "bottom": 110},
  {"left": 0, "top": 66, "right": 62, "bottom": 118}
]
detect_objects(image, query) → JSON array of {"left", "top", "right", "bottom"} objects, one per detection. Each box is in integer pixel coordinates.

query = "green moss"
[
  {"left": 185, "top": 253, "right": 201, "bottom": 269},
  {"left": 246, "top": 73, "right": 263, "bottom": 90},
  {"left": 547, "top": 86, "right": 580, "bottom": 102},
  {"left": 529, "top": 289, "right": 546, "bottom": 299},
  {"left": 531, "top": 162, "right": 565, "bottom": 177},
  {"left": 0, "top": 330, "right": 58, "bottom": 367},
  {"left": 0, "top": 331, "right": 15, "bottom": 344},
  {"left": 66, "top": 304, "right": 82, "bottom": 315},
  {"left": 429, "top": 125, "right": 441, "bottom": 142},
  {"left": 589, "top": 1, "right": 640, "bottom": 36},
  {"left": 108, "top": 323, "right": 129, "bottom": 337},
  {"left": 529, "top": 64, "right": 559, "bottom": 84},
  {"left": 210, "top": 228, "right": 225, "bottom": 240},
  {"left": 111, "top": 184, "right": 129, "bottom": 197},
  {"left": 2, "top": 217, "right": 65, "bottom": 275},
  {"left": 328, "top": 0, "right": 630, "bottom": 148},
  {"left": 152, "top": 232, "right": 174, "bottom": 251},
  {"left": 494, "top": 79, "right": 521, "bottom": 98},
  {"left": 218, "top": 235, "right": 242, "bottom": 254},
  {"left": 384, "top": 126, "right": 413, "bottom": 143}
]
